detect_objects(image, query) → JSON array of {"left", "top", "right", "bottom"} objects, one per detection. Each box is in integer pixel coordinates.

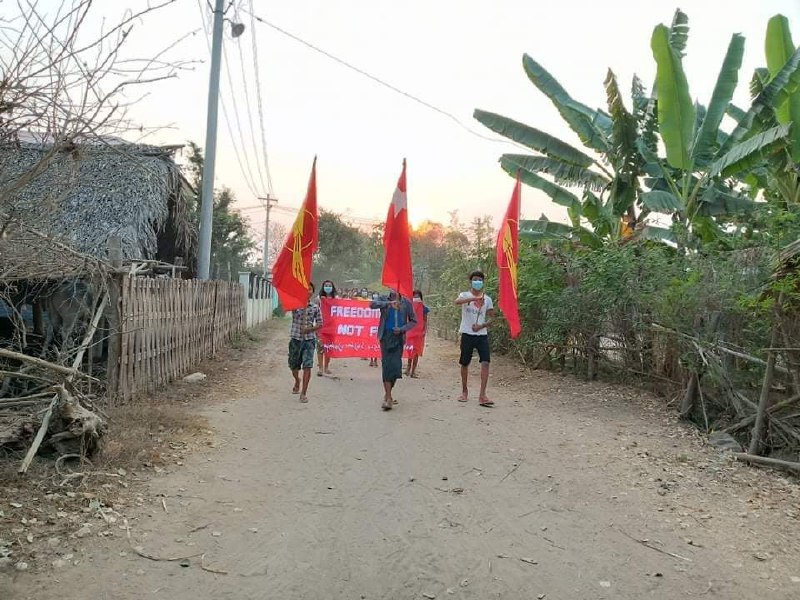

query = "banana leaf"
[
  {"left": 651, "top": 24, "right": 695, "bottom": 169},
  {"left": 709, "top": 123, "right": 789, "bottom": 178},
  {"left": 500, "top": 154, "right": 609, "bottom": 190},
  {"left": 693, "top": 34, "right": 745, "bottom": 165},
  {"left": 766, "top": 14, "right": 800, "bottom": 160},
  {"left": 640, "top": 190, "right": 685, "bottom": 213},
  {"left": 633, "top": 78, "right": 659, "bottom": 156},
  {"left": 639, "top": 225, "right": 676, "bottom": 243},
  {"left": 519, "top": 219, "right": 574, "bottom": 241},
  {"left": 669, "top": 9, "right": 690, "bottom": 57},
  {"left": 720, "top": 46, "right": 800, "bottom": 155},
  {"left": 697, "top": 187, "right": 756, "bottom": 216},
  {"left": 605, "top": 69, "right": 640, "bottom": 174},
  {"left": 501, "top": 156, "right": 582, "bottom": 213},
  {"left": 727, "top": 104, "right": 747, "bottom": 123},
  {"left": 522, "top": 54, "right": 610, "bottom": 154},
  {"left": 473, "top": 109, "right": 594, "bottom": 166}
]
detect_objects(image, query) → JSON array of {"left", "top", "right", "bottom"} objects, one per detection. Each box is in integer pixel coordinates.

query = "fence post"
[
  {"left": 238, "top": 272, "right": 251, "bottom": 328},
  {"left": 106, "top": 237, "right": 123, "bottom": 403}
]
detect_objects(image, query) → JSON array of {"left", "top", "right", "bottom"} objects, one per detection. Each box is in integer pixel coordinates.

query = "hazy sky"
[{"left": 32, "top": 0, "right": 800, "bottom": 239}]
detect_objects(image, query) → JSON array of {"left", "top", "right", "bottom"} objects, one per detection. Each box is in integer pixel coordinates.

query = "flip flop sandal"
[
  {"left": 381, "top": 402, "right": 393, "bottom": 411},
  {"left": 292, "top": 389, "right": 300, "bottom": 395},
  {"left": 458, "top": 395, "right": 469, "bottom": 403},
  {"left": 479, "top": 401, "right": 495, "bottom": 407}
]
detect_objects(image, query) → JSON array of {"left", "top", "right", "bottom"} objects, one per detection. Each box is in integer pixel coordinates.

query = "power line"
[
  {"left": 247, "top": 0, "right": 274, "bottom": 196},
  {"left": 243, "top": 8, "right": 523, "bottom": 147},
  {"left": 196, "top": 0, "right": 261, "bottom": 198},
  {"left": 233, "top": 9, "right": 270, "bottom": 196},
  {"left": 221, "top": 40, "right": 264, "bottom": 196}
]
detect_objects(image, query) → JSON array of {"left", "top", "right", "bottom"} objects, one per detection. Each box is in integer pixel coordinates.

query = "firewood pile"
[{"left": 0, "top": 295, "right": 108, "bottom": 473}]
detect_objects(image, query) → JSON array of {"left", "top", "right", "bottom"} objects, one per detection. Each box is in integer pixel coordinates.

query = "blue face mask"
[
  {"left": 323, "top": 285, "right": 333, "bottom": 294},
  {"left": 471, "top": 279, "right": 484, "bottom": 291}
]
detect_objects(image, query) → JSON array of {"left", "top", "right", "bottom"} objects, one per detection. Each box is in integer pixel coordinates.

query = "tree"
[
  {"left": 473, "top": 9, "right": 800, "bottom": 248},
  {"left": 314, "top": 210, "right": 369, "bottom": 285},
  {"left": 185, "top": 142, "right": 255, "bottom": 279},
  {"left": 411, "top": 220, "right": 448, "bottom": 292}
]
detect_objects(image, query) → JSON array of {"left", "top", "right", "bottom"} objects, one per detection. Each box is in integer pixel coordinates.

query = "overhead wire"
[
  {"left": 246, "top": 0, "right": 275, "bottom": 196},
  {"left": 242, "top": 8, "right": 526, "bottom": 149},
  {"left": 196, "top": 0, "right": 261, "bottom": 198},
  {"left": 220, "top": 34, "right": 264, "bottom": 197},
  {"left": 230, "top": 0, "right": 270, "bottom": 197}
]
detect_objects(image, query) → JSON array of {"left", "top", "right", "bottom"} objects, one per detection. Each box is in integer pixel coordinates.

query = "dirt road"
[{"left": 6, "top": 321, "right": 800, "bottom": 599}]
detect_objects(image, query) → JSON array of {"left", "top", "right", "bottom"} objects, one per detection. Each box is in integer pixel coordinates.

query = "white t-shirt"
[{"left": 458, "top": 291, "right": 493, "bottom": 336}]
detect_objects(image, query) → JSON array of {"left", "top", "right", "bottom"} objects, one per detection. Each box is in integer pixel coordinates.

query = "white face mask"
[{"left": 413, "top": 297, "right": 422, "bottom": 302}]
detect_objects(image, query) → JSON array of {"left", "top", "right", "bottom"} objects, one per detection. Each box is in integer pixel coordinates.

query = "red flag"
[
  {"left": 272, "top": 157, "right": 318, "bottom": 311},
  {"left": 496, "top": 172, "right": 522, "bottom": 338},
  {"left": 381, "top": 159, "right": 414, "bottom": 298}
]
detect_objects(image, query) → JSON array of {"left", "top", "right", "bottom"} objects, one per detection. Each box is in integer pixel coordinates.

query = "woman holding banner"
[
  {"left": 316, "top": 280, "right": 337, "bottom": 376},
  {"left": 370, "top": 290, "right": 417, "bottom": 410}
]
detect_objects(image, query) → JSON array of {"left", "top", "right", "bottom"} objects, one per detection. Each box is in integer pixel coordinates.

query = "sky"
[{"left": 25, "top": 0, "right": 800, "bottom": 241}]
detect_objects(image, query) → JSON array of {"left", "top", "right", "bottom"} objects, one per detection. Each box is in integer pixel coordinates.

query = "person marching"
[
  {"left": 288, "top": 282, "right": 322, "bottom": 403},
  {"left": 316, "top": 280, "right": 337, "bottom": 376},
  {"left": 370, "top": 290, "right": 417, "bottom": 410},
  {"left": 368, "top": 292, "right": 381, "bottom": 367},
  {"left": 455, "top": 270, "right": 495, "bottom": 407},
  {"left": 405, "top": 289, "right": 430, "bottom": 378}
]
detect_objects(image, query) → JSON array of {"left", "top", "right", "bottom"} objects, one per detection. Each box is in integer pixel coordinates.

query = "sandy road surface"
[{"left": 5, "top": 321, "right": 800, "bottom": 599}]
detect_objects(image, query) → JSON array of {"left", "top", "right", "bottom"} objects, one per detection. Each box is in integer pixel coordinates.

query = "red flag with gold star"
[
  {"left": 496, "top": 172, "right": 522, "bottom": 338},
  {"left": 272, "top": 158, "right": 318, "bottom": 311}
]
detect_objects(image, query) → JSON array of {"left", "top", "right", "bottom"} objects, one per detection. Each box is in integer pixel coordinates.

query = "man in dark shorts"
[
  {"left": 370, "top": 290, "right": 417, "bottom": 411},
  {"left": 288, "top": 283, "right": 322, "bottom": 403},
  {"left": 454, "top": 270, "right": 495, "bottom": 407}
]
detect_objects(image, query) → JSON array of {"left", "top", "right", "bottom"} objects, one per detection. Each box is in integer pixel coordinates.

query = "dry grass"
[{"left": 95, "top": 401, "right": 209, "bottom": 470}]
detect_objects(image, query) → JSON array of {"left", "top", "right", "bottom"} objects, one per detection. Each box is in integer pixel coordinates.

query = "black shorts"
[{"left": 459, "top": 333, "right": 490, "bottom": 366}]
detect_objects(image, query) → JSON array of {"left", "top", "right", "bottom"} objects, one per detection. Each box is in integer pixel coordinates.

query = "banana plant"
[
  {"left": 738, "top": 14, "right": 800, "bottom": 210},
  {"left": 475, "top": 9, "right": 800, "bottom": 248},
  {"left": 474, "top": 46, "right": 666, "bottom": 242},
  {"left": 647, "top": 10, "right": 800, "bottom": 243}
]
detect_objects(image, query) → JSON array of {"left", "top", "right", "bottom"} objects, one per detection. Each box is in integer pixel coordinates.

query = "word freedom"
[{"left": 319, "top": 298, "right": 425, "bottom": 359}]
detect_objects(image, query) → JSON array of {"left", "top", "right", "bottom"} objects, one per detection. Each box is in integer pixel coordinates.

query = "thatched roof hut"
[{"left": 0, "top": 139, "right": 197, "bottom": 273}]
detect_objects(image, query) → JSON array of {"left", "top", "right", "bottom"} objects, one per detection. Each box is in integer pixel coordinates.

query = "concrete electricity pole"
[
  {"left": 197, "top": 0, "right": 244, "bottom": 279},
  {"left": 259, "top": 195, "right": 278, "bottom": 276}
]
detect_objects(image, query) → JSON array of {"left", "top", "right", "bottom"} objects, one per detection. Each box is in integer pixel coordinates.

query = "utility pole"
[
  {"left": 197, "top": 0, "right": 244, "bottom": 279},
  {"left": 196, "top": 0, "right": 224, "bottom": 280},
  {"left": 259, "top": 195, "right": 278, "bottom": 276}
]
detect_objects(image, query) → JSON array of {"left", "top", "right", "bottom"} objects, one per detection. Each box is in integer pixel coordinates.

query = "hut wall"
[{"left": 108, "top": 276, "right": 244, "bottom": 402}]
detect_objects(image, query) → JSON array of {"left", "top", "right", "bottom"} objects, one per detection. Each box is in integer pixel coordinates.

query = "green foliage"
[
  {"left": 651, "top": 23, "right": 695, "bottom": 169},
  {"left": 185, "top": 142, "right": 255, "bottom": 278},
  {"left": 315, "top": 210, "right": 370, "bottom": 285}
]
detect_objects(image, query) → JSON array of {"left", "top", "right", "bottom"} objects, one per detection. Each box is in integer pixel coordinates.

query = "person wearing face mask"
[
  {"left": 316, "top": 280, "right": 337, "bottom": 376},
  {"left": 370, "top": 289, "right": 417, "bottom": 410},
  {"left": 405, "top": 289, "right": 430, "bottom": 378},
  {"left": 454, "top": 270, "right": 495, "bottom": 407}
]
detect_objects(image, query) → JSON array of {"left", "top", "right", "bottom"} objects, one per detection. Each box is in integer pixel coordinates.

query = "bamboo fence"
[{"left": 108, "top": 277, "right": 243, "bottom": 402}]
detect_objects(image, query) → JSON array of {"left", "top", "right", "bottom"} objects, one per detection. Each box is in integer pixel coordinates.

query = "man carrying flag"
[
  {"left": 496, "top": 172, "right": 523, "bottom": 339},
  {"left": 272, "top": 158, "right": 320, "bottom": 402},
  {"left": 373, "top": 160, "right": 417, "bottom": 410}
]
